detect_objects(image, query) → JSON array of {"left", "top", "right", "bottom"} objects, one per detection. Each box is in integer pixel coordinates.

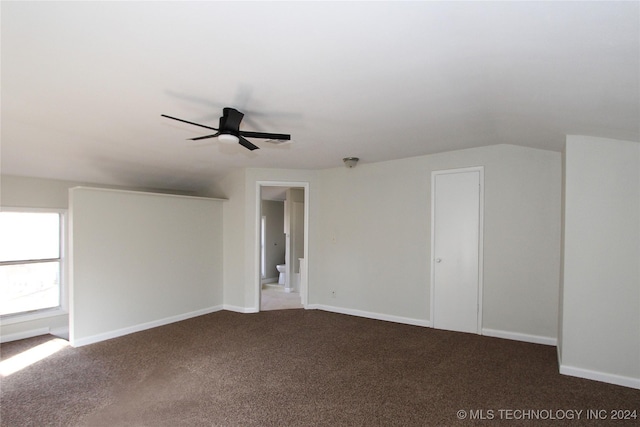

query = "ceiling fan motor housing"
[{"left": 162, "top": 107, "right": 290, "bottom": 151}]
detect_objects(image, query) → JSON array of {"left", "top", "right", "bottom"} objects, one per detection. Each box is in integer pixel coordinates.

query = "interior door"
[{"left": 432, "top": 168, "right": 482, "bottom": 334}]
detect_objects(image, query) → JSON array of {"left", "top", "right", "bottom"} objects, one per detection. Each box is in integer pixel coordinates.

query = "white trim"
[
  {"left": 256, "top": 181, "right": 310, "bottom": 311},
  {"left": 69, "top": 186, "right": 227, "bottom": 201},
  {"left": 560, "top": 364, "right": 640, "bottom": 390},
  {"left": 260, "top": 215, "right": 267, "bottom": 279},
  {"left": 0, "top": 327, "right": 50, "bottom": 343},
  {"left": 557, "top": 345, "right": 563, "bottom": 368},
  {"left": 308, "top": 304, "right": 431, "bottom": 328},
  {"left": 61, "top": 211, "right": 69, "bottom": 315},
  {"left": 68, "top": 190, "right": 77, "bottom": 347},
  {"left": 70, "top": 305, "right": 223, "bottom": 347},
  {"left": 482, "top": 328, "right": 557, "bottom": 346},
  {"left": 0, "top": 307, "right": 67, "bottom": 325},
  {"left": 223, "top": 305, "right": 259, "bottom": 314},
  {"left": 430, "top": 166, "right": 484, "bottom": 333},
  {"left": 0, "top": 206, "right": 66, "bottom": 214}
]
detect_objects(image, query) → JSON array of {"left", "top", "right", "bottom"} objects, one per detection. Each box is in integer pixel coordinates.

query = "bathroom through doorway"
[{"left": 257, "top": 182, "right": 309, "bottom": 311}]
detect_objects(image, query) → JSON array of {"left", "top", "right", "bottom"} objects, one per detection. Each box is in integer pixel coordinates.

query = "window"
[{"left": 0, "top": 210, "right": 65, "bottom": 318}]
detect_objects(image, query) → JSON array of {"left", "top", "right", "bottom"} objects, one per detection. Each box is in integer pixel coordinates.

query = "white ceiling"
[{"left": 2, "top": 1, "right": 638, "bottom": 193}]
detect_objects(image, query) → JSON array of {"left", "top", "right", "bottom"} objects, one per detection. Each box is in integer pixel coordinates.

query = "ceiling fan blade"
[
  {"left": 223, "top": 108, "right": 244, "bottom": 132},
  {"left": 239, "top": 130, "right": 291, "bottom": 140},
  {"left": 161, "top": 114, "right": 219, "bottom": 132},
  {"left": 238, "top": 136, "right": 260, "bottom": 151},
  {"left": 189, "top": 133, "right": 220, "bottom": 141}
]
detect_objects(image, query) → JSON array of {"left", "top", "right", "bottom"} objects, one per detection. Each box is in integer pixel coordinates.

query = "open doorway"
[{"left": 257, "top": 182, "right": 309, "bottom": 311}]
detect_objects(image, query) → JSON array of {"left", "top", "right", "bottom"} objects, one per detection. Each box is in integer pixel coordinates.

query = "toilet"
[{"left": 276, "top": 264, "right": 286, "bottom": 285}]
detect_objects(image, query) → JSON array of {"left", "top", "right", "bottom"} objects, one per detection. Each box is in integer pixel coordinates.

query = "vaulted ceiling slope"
[{"left": 1, "top": 1, "right": 638, "bottom": 193}]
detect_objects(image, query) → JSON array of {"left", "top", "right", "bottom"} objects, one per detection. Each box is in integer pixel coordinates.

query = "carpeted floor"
[{"left": 1, "top": 310, "right": 638, "bottom": 426}]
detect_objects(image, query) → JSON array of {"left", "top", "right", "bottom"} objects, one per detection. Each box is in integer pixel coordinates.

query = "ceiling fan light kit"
[
  {"left": 162, "top": 107, "right": 290, "bottom": 151},
  {"left": 218, "top": 134, "right": 239, "bottom": 144}
]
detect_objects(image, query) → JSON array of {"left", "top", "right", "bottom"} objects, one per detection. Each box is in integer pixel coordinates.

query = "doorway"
[
  {"left": 430, "top": 167, "right": 484, "bottom": 334},
  {"left": 256, "top": 182, "right": 309, "bottom": 311}
]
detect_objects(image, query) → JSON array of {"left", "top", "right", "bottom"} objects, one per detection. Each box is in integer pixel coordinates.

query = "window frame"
[{"left": 0, "top": 207, "right": 68, "bottom": 324}]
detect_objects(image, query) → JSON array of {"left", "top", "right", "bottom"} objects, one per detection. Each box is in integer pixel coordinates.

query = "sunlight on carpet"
[{"left": 0, "top": 337, "right": 68, "bottom": 377}]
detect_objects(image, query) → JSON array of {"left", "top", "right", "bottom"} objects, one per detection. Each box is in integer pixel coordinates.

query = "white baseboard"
[
  {"left": 0, "top": 327, "right": 51, "bottom": 344},
  {"left": 223, "top": 304, "right": 259, "bottom": 314},
  {"left": 482, "top": 328, "right": 557, "bottom": 346},
  {"left": 307, "top": 307, "right": 557, "bottom": 346},
  {"left": 70, "top": 305, "right": 224, "bottom": 347},
  {"left": 308, "top": 304, "right": 431, "bottom": 328},
  {"left": 560, "top": 364, "right": 640, "bottom": 390}
]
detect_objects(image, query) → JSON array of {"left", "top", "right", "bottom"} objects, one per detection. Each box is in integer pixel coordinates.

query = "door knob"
[{"left": 435, "top": 258, "right": 442, "bottom": 263}]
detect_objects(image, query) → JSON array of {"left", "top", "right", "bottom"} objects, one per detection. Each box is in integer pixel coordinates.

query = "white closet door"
[{"left": 432, "top": 169, "right": 482, "bottom": 334}]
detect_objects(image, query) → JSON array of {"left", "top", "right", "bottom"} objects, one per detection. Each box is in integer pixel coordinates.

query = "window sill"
[{"left": 0, "top": 307, "right": 68, "bottom": 325}]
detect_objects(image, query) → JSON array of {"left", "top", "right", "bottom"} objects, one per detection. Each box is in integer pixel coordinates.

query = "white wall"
[
  {"left": 4, "top": 143, "right": 564, "bottom": 353},
  {"left": 220, "top": 168, "right": 318, "bottom": 312},
  {"left": 221, "top": 146, "right": 561, "bottom": 344},
  {"left": 0, "top": 175, "right": 219, "bottom": 343},
  {"left": 0, "top": 175, "right": 199, "bottom": 208},
  {"left": 3, "top": 143, "right": 563, "bottom": 349},
  {"left": 219, "top": 169, "right": 250, "bottom": 311},
  {"left": 313, "top": 145, "right": 561, "bottom": 341},
  {"left": 1, "top": 175, "right": 78, "bottom": 209},
  {"left": 481, "top": 146, "right": 562, "bottom": 342},
  {"left": 560, "top": 135, "right": 640, "bottom": 389},
  {"left": 69, "top": 187, "right": 224, "bottom": 346}
]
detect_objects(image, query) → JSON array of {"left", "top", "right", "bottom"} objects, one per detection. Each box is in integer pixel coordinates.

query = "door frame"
[
  {"left": 255, "top": 181, "right": 310, "bottom": 310},
  {"left": 430, "top": 166, "right": 484, "bottom": 333}
]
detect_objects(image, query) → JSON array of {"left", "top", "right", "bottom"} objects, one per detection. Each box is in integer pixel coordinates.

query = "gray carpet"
[{"left": 1, "top": 310, "right": 638, "bottom": 426}]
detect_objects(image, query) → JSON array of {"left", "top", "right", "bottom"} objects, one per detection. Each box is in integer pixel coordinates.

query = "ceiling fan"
[{"left": 161, "top": 107, "right": 291, "bottom": 151}]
